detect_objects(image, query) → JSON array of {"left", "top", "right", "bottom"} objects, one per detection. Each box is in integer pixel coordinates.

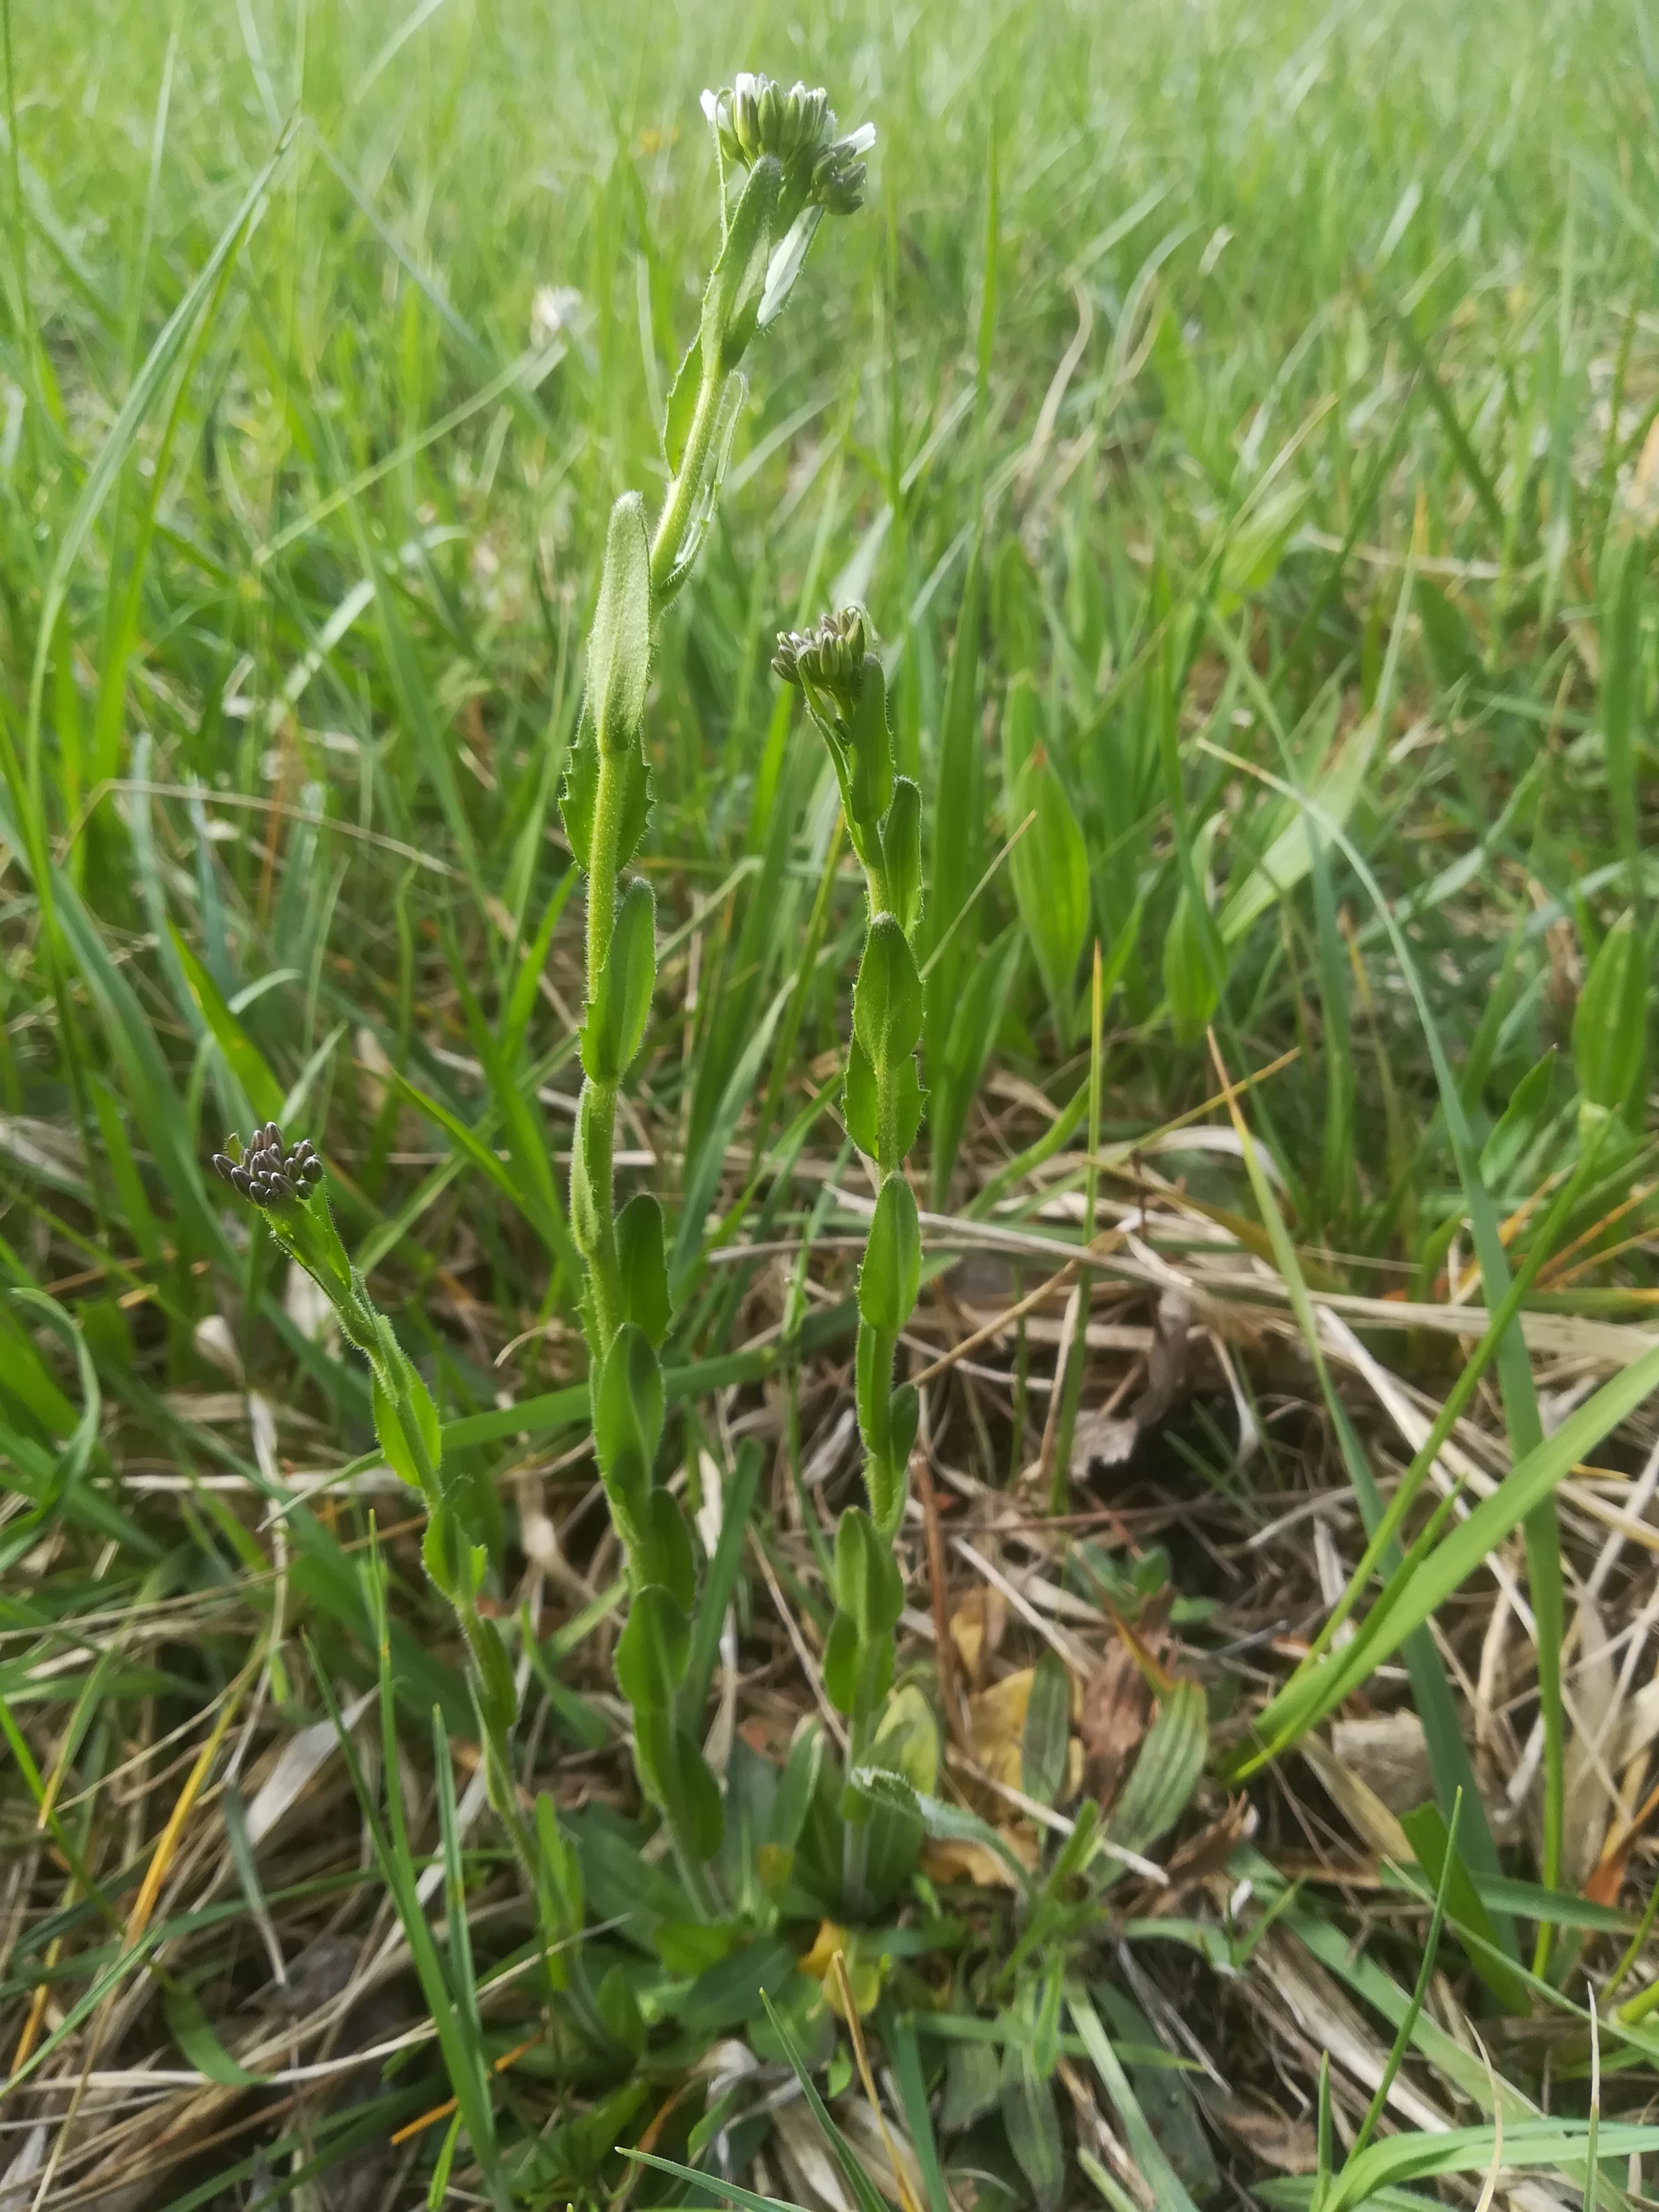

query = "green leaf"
[
  {"left": 625, "top": 2153, "right": 805, "bottom": 2212},
  {"left": 870, "top": 1681, "right": 942, "bottom": 1794},
  {"left": 1021, "top": 1648, "right": 1071, "bottom": 1808},
  {"left": 843, "top": 1035, "right": 881, "bottom": 1157},
  {"left": 663, "top": 330, "right": 703, "bottom": 471},
  {"left": 942, "top": 2037, "right": 1002, "bottom": 2130},
  {"left": 534, "top": 1791, "right": 583, "bottom": 1946},
  {"left": 772, "top": 1720, "right": 825, "bottom": 1851},
  {"left": 592, "top": 1322, "right": 663, "bottom": 1562},
  {"left": 685, "top": 1440, "right": 762, "bottom": 1718},
  {"left": 597, "top": 1962, "right": 647, "bottom": 2058},
  {"left": 588, "top": 491, "right": 652, "bottom": 755},
  {"left": 924, "top": 540, "right": 986, "bottom": 1099},
  {"left": 702, "top": 155, "right": 782, "bottom": 374},
  {"left": 614, "top": 1583, "right": 690, "bottom": 1712},
  {"left": 675, "top": 1937, "right": 798, "bottom": 2030},
  {"left": 1574, "top": 910, "right": 1646, "bottom": 1127},
  {"left": 758, "top": 202, "right": 826, "bottom": 328},
  {"left": 1479, "top": 1048, "right": 1557, "bottom": 1189},
  {"left": 1163, "top": 817, "right": 1221, "bottom": 1046},
  {"left": 582, "top": 875, "right": 657, "bottom": 1083},
  {"left": 643, "top": 1488, "right": 696, "bottom": 1612},
  {"left": 595, "top": 1322, "right": 664, "bottom": 1474},
  {"left": 853, "top": 915, "right": 924, "bottom": 1073},
  {"left": 1069, "top": 1989, "right": 1202, "bottom": 2212},
  {"left": 857, "top": 1173, "right": 921, "bottom": 1333},
  {"left": 930, "top": 922, "right": 1021, "bottom": 1204},
  {"left": 758, "top": 1990, "right": 895, "bottom": 2212},
  {"left": 1244, "top": 1331, "right": 1659, "bottom": 1767},
  {"left": 1002, "top": 2044, "right": 1064, "bottom": 2212},
  {"left": 561, "top": 720, "right": 651, "bottom": 875},
  {"left": 1004, "top": 681, "right": 1090, "bottom": 1027},
  {"left": 846, "top": 655, "right": 895, "bottom": 830},
  {"left": 884, "top": 777, "right": 924, "bottom": 936},
  {"left": 163, "top": 1983, "right": 263, "bottom": 2087},
  {"left": 616, "top": 1191, "right": 672, "bottom": 1346},
  {"left": 1107, "top": 1679, "right": 1207, "bottom": 1858},
  {"left": 636, "top": 1712, "right": 724, "bottom": 1858},
  {"left": 1218, "top": 698, "right": 1379, "bottom": 948},
  {"left": 1398, "top": 1802, "right": 1530, "bottom": 2014},
  {"left": 1600, "top": 528, "right": 1644, "bottom": 891},
  {"left": 168, "top": 926, "right": 284, "bottom": 1125},
  {"left": 833, "top": 1507, "right": 904, "bottom": 1639},
  {"left": 372, "top": 1366, "right": 441, "bottom": 1500}
]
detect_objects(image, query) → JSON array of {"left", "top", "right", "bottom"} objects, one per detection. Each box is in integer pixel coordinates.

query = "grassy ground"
[{"left": 7, "top": 0, "right": 1659, "bottom": 2203}]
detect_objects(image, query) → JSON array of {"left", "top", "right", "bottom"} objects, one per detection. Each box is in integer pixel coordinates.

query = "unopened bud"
[
  {"left": 212, "top": 1125, "right": 326, "bottom": 1212},
  {"left": 773, "top": 607, "right": 871, "bottom": 710},
  {"left": 701, "top": 74, "right": 872, "bottom": 216}
]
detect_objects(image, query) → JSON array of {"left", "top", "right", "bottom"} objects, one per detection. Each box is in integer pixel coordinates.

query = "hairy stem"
[{"left": 649, "top": 367, "right": 725, "bottom": 595}]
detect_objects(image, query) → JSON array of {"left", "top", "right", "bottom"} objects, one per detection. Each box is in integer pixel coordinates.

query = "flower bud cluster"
[
  {"left": 773, "top": 606, "right": 871, "bottom": 711},
  {"left": 212, "top": 1123, "right": 324, "bottom": 1207},
  {"left": 701, "top": 73, "right": 873, "bottom": 215}
]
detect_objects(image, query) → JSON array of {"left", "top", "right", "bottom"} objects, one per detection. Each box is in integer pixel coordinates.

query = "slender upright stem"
[{"left": 650, "top": 368, "right": 725, "bottom": 595}]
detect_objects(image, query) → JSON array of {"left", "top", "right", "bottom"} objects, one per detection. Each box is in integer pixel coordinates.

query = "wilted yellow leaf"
[
  {"left": 797, "top": 1921, "right": 880, "bottom": 2015},
  {"left": 949, "top": 1587, "right": 1008, "bottom": 1686},
  {"left": 968, "top": 1667, "right": 1034, "bottom": 1787},
  {"left": 921, "top": 1831, "right": 1039, "bottom": 1890}
]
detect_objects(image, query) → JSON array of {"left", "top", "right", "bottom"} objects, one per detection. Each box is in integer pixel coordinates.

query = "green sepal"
[
  {"left": 663, "top": 330, "right": 703, "bottom": 471},
  {"left": 614, "top": 1582, "right": 690, "bottom": 1712},
  {"left": 616, "top": 1191, "right": 672, "bottom": 1345},
  {"left": 857, "top": 1173, "right": 921, "bottom": 1333},
  {"left": 643, "top": 1488, "right": 696, "bottom": 1614},
  {"left": 845, "top": 655, "right": 894, "bottom": 831},
  {"left": 853, "top": 915, "right": 924, "bottom": 1072},
  {"left": 588, "top": 491, "right": 652, "bottom": 755},
  {"left": 560, "top": 719, "right": 652, "bottom": 876},
  {"left": 702, "top": 155, "right": 781, "bottom": 376},
  {"left": 581, "top": 876, "right": 657, "bottom": 1083},
  {"left": 883, "top": 777, "right": 923, "bottom": 937}
]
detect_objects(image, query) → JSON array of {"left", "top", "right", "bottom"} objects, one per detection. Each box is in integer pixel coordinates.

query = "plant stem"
[
  {"left": 574, "top": 367, "right": 728, "bottom": 1372},
  {"left": 650, "top": 367, "right": 725, "bottom": 595},
  {"left": 841, "top": 1698, "right": 874, "bottom": 1914}
]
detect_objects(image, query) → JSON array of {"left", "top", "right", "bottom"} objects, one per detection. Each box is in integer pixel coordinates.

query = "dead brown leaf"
[
  {"left": 1214, "top": 2100, "right": 1319, "bottom": 2174},
  {"left": 1129, "top": 1795, "right": 1255, "bottom": 1914},
  {"left": 1080, "top": 1640, "right": 1152, "bottom": 1807}
]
